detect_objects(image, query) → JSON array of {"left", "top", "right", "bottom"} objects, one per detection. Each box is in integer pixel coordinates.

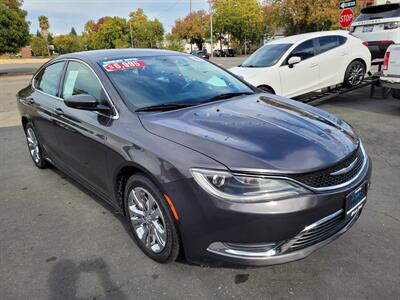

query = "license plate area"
[
  {"left": 363, "top": 25, "right": 374, "bottom": 33},
  {"left": 345, "top": 184, "right": 367, "bottom": 217}
]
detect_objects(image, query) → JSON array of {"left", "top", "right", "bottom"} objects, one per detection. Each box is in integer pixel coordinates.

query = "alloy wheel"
[
  {"left": 347, "top": 64, "right": 364, "bottom": 86},
  {"left": 26, "top": 128, "right": 40, "bottom": 164},
  {"left": 127, "top": 187, "right": 167, "bottom": 253}
]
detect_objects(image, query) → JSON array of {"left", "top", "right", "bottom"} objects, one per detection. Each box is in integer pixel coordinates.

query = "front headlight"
[{"left": 191, "top": 168, "right": 309, "bottom": 202}]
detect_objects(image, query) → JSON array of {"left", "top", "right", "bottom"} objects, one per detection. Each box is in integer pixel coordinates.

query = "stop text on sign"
[{"left": 339, "top": 9, "right": 354, "bottom": 28}]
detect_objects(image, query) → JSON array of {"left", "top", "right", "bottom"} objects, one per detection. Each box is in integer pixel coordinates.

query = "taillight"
[
  {"left": 383, "top": 51, "right": 390, "bottom": 71},
  {"left": 384, "top": 22, "right": 400, "bottom": 30},
  {"left": 362, "top": 41, "right": 369, "bottom": 47}
]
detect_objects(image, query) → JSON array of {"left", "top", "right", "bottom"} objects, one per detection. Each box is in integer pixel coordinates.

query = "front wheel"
[
  {"left": 258, "top": 86, "right": 275, "bottom": 94},
  {"left": 124, "top": 174, "right": 180, "bottom": 263},
  {"left": 344, "top": 61, "right": 366, "bottom": 87}
]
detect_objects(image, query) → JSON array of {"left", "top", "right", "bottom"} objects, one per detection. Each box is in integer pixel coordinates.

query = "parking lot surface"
[{"left": 0, "top": 58, "right": 399, "bottom": 299}]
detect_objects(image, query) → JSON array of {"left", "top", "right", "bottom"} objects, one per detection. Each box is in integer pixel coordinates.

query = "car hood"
[
  {"left": 230, "top": 66, "right": 271, "bottom": 80},
  {"left": 139, "top": 94, "right": 359, "bottom": 173}
]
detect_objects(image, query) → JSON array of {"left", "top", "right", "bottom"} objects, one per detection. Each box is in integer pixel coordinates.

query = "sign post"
[{"left": 339, "top": 8, "right": 354, "bottom": 28}]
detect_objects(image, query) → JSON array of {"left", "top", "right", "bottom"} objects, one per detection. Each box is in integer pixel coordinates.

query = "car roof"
[
  {"left": 268, "top": 30, "right": 350, "bottom": 45},
  {"left": 55, "top": 48, "right": 187, "bottom": 64}
]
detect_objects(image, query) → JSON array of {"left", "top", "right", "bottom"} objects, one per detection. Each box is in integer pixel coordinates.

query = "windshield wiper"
[
  {"left": 200, "top": 92, "right": 254, "bottom": 104},
  {"left": 135, "top": 103, "right": 195, "bottom": 112}
]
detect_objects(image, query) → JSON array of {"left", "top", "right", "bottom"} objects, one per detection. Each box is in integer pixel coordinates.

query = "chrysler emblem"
[{"left": 330, "top": 158, "right": 358, "bottom": 176}]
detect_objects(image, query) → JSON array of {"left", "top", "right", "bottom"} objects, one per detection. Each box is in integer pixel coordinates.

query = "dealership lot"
[{"left": 0, "top": 58, "right": 399, "bottom": 299}]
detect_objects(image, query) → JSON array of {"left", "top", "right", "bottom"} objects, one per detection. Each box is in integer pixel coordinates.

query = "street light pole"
[
  {"left": 210, "top": 13, "right": 213, "bottom": 58},
  {"left": 190, "top": 0, "right": 192, "bottom": 52},
  {"left": 129, "top": 21, "right": 134, "bottom": 48}
]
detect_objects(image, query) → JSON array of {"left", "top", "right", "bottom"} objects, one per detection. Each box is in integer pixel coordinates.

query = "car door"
[
  {"left": 317, "top": 35, "right": 349, "bottom": 88},
  {"left": 278, "top": 38, "right": 320, "bottom": 98},
  {"left": 28, "top": 61, "right": 66, "bottom": 161},
  {"left": 53, "top": 60, "right": 115, "bottom": 197}
]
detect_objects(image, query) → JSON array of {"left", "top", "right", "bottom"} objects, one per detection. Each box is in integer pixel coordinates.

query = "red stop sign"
[{"left": 340, "top": 9, "right": 354, "bottom": 28}]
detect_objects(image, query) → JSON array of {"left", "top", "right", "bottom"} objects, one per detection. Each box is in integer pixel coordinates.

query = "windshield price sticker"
[{"left": 101, "top": 58, "right": 146, "bottom": 72}]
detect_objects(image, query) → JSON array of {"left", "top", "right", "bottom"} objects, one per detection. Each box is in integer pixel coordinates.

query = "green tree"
[
  {"left": 70, "top": 27, "right": 77, "bottom": 36},
  {"left": 211, "top": 0, "right": 264, "bottom": 52},
  {"left": 0, "top": 0, "right": 30, "bottom": 55},
  {"left": 129, "top": 8, "right": 165, "bottom": 48},
  {"left": 38, "top": 15, "right": 50, "bottom": 55},
  {"left": 264, "top": 0, "right": 348, "bottom": 35},
  {"left": 172, "top": 10, "right": 209, "bottom": 50},
  {"left": 30, "top": 35, "right": 48, "bottom": 56},
  {"left": 38, "top": 15, "right": 49, "bottom": 38},
  {"left": 164, "top": 33, "right": 184, "bottom": 52},
  {"left": 53, "top": 34, "right": 84, "bottom": 54},
  {"left": 90, "top": 16, "right": 129, "bottom": 49}
]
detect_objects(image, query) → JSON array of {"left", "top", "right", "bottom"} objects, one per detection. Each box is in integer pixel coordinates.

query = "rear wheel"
[
  {"left": 25, "top": 123, "right": 48, "bottom": 169},
  {"left": 124, "top": 174, "right": 180, "bottom": 263},
  {"left": 392, "top": 89, "right": 400, "bottom": 99},
  {"left": 344, "top": 61, "right": 366, "bottom": 87}
]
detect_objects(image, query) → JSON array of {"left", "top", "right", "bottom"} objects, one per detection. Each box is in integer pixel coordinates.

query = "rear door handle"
[
  {"left": 311, "top": 63, "right": 318, "bottom": 68},
  {"left": 26, "top": 97, "right": 35, "bottom": 104},
  {"left": 55, "top": 108, "right": 64, "bottom": 116}
]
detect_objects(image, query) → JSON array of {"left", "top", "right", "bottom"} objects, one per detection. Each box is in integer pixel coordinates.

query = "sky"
[{"left": 23, "top": 0, "right": 210, "bottom": 35}]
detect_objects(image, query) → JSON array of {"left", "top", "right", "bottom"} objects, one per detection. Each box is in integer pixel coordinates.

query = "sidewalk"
[{"left": 0, "top": 58, "right": 50, "bottom": 65}]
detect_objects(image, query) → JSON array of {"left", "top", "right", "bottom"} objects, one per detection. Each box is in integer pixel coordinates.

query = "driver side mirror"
[
  {"left": 288, "top": 56, "right": 302, "bottom": 68},
  {"left": 64, "top": 94, "right": 111, "bottom": 112}
]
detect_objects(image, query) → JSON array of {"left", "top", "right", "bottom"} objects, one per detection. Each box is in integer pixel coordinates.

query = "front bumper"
[
  {"left": 206, "top": 199, "right": 365, "bottom": 266},
  {"left": 164, "top": 153, "right": 372, "bottom": 267}
]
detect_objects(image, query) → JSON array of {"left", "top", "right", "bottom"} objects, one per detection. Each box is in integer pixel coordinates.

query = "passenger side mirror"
[
  {"left": 288, "top": 56, "right": 302, "bottom": 68},
  {"left": 64, "top": 94, "right": 111, "bottom": 112}
]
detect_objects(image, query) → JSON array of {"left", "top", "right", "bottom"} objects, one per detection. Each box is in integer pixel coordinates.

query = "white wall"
[{"left": 375, "top": 0, "right": 400, "bottom": 4}]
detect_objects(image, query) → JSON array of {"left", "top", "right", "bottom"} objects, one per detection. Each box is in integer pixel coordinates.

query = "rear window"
[{"left": 355, "top": 4, "right": 400, "bottom": 21}]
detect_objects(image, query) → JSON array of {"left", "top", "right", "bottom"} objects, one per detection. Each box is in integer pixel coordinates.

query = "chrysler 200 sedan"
[{"left": 17, "top": 49, "right": 371, "bottom": 266}]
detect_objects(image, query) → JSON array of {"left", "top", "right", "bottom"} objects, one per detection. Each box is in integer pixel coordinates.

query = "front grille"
[
  {"left": 288, "top": 146, "right": 364, "bottom": 188},
  {"left": 287, "top": 210, "right": 359, "bottom": 253}
]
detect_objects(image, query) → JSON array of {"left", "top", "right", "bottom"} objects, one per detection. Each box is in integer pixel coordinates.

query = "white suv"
[
  {"left": 381, "top": 44, "right": 400, "bottom": 99},
  {"left": 351, "top": 3, "right": 400, "bottom": 59}
]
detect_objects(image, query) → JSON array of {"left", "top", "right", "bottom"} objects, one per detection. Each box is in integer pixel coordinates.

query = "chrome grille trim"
[{"left": 231, "top": 141, "right": 368, "bottom": 192}]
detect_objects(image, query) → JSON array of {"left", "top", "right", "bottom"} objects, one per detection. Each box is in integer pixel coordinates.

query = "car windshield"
[
  {"left": 241, "top": 43, "right": 293, "bottom": 68},
  {"left": 101, "top": 55, "right": 254, "bottom": 110},
  {"left": 355, "top": 4, "right": 400, "bottom": 21}
]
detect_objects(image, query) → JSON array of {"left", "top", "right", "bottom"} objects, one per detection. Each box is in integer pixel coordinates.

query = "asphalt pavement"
[{"left": 0, "top": 59, "right": 399, "bottom": 299}]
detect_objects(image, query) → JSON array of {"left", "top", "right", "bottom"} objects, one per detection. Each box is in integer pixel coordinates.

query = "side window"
[
  {"left": 338, "top": 36, "right": 347, "bottom": 46},
  {"left": 35, "top": 62, "right": 65, "bottom": 97},
  {"left": 288, "top": 39, "right": 315, "bottom": 62},
  {"left": 62, "top": 61, "right": 108, "bottom": 105},
  {"left": 319, "top": 36, "right": 344, "bottom": 54}
]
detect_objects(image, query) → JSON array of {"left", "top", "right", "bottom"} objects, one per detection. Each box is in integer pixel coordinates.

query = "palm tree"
[{"left": 38, "top": 16, "right": 50, "bottom": 56}]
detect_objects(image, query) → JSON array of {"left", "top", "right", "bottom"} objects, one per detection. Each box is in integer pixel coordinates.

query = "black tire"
[
  {"left": 258, "top": 86, "right": 274, "bottom": 94},
  {"left": 344, "top": 61, "right": 366, "bottom": 87},
  {"left": 124, "top": 174, "right": 180, "bottom": 263},
  {"left": 392, "top": 89, "right": 400, "bottom": 99},
  {"left": 25, "top": 123, "right": 48, "bottom": 169}
]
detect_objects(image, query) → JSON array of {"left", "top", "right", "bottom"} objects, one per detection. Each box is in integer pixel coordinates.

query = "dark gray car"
[{"left": 17, "top": 49, "right": 371, "bottom": 266}]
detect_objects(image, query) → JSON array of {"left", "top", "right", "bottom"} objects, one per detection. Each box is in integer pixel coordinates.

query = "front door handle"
[
  {"left": 311, "top": 63, "right": 318, "bottom": 68},
  {"left": 55, "top": 108, "right": 64, "bottom": 116}
]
